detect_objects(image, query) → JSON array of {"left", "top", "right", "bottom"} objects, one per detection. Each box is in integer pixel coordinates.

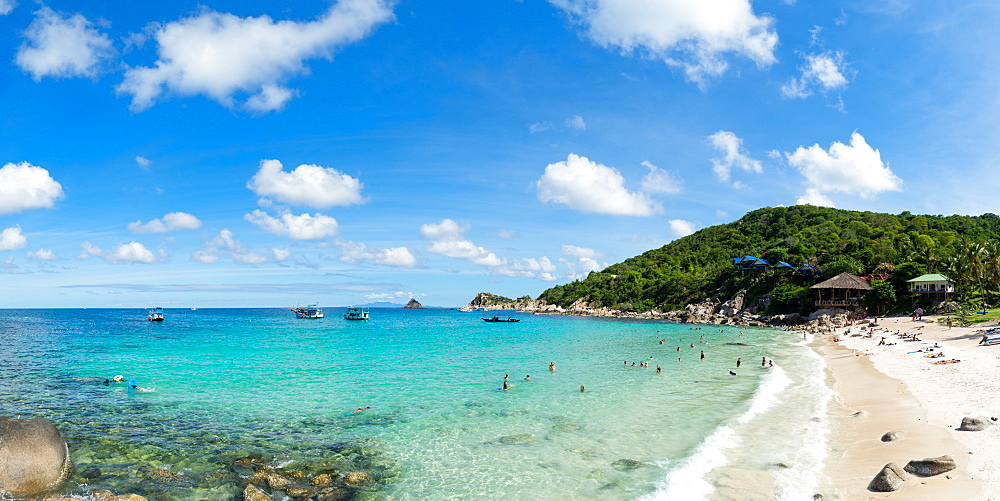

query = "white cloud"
[
  {"left": 365, "top": 291, "right": 426, "bottom": 301},
  {"left": 244, "top": 210, "right": 339, "bottom": 240},
  {"left": 128, "top": 212, "right": 202, "bottom": 233},
  {"left": 550, "top": 0, "right": 778, "bottom": 84},
  {"left": 136, "top": 156, "right": 152, "bottom": 170},
  {"left": 782, "top": 51, "right": 849, "bottom": 99},
  {"left": 192, "top": 229, "right": 269, "bottom": 264},
  {"left": 0, "top": 227, "right": 27, "bottom": 251},
  {"left": 529, "top": 121, "right": 553, "bottom": 134},
  {"left": 247, "top": 159, "right": 364, "bottom": 208},
  {"left": 668, "top": 219, "right": 695, "bottom": 237},
  {"left": 640, "top": 160, "right": 683, "bottom": 194},
  {"left": 15, "top": 7, "right": 114, "bottom": 81},
  {"left": 796, "top": 187, "right": 835, "bottom": 207},
  {"left": 27, "top": 248, "right": 57, "bottom": 260},
  {"left": 272, "top": 248, "right": 290, "bottom": 261},
  {"left": 338, "top": 240, "right": 417, "bottom": 267},
  {"left": 78, "top": 242, "right": 101, "bottom": 260},
  {"left": 566, "top": 115, "right": 587, "bottom": 130},
  {"left": 420, "top": 219, "right": 505, "bottom": 266},
  {"left": 536, "top": 153, "right": 660, "bottom": 216},
  {"left": 0, "top": 162, "right": 65, "bottom": 215},
  {"left": 496, "top": 229, "right": 516, "bottom": 240},
  {"left": 107, "top": 241, "right": 156, "bottom": 263},
  {"left": 495, "top": 256, "right": 558, "bottom": 281},
  {"left": 117, "top": 0, "right": 394, "bottom": 112},
  {"left": 0, "top": 0, "right": 16, "bottom": 15},
  {"left": 786, "top": 132, "right": 903, "bottom": 201},
  {"left": 560, "top": 256, "right": 607, "bottom": 280},
  {"left": 708, "top": 131, "right": 761, "bottom": 183},
  {"left": 561, "top": 245, "right": 603, "bottom": 259}
]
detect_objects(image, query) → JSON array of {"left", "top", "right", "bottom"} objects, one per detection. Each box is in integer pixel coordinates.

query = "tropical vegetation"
[{"left": 538, "top": 206, "right": 1000, "bottom": 315}]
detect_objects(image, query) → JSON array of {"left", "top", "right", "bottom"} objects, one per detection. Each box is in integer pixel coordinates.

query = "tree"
[{"left": 863, "top": 280, "right": 897, "bottom": 316}]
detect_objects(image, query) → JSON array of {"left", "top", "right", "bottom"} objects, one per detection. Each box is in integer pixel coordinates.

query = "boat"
[
  {"left": 344, "top": 306, "right": 369, "bottom": 320},
  {"left": 458, "top": 306, "right": 473, "bottom": 312},
  {"left": 291, "top": 304, "right": 324, "bottom": 319},
  {"left": 148, "top": 307, "right": 164, "bottom": 322},
  {"left": 482, "top": 316, "right": 519, "bottom": 323}
]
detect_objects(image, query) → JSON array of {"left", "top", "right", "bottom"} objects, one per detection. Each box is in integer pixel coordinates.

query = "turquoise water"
[{"left": 0, "top": 308, "right": 831, "bottom": 500}]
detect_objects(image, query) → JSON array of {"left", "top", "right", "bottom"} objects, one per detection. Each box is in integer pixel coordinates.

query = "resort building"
[
  {"left": 907, "top": 273, "right": 954, "bottom": 306},
  {"left": 810, "top": 272, "right": 872, "bottom": 308},
  {"left": 732, "top": 255, "right": 772, "bottom": 275}
]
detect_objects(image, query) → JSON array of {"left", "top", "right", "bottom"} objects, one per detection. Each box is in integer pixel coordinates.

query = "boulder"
[
  {"left": 242, "top": 484, "right": 271, "bottom": 501},
  {"left": 344, "top": 471, "right": 370, "bottom": 486},
  {"left": 310, "top": 473, "right": 333, "bottom": 486},
  {"left": 0, "top": 417, "right": 73, "bottom": 498},
  {"left": 904, "top": 455, "right": 957, "bottom": 477},
  {"left": 958, "top": 416, "right": 995, "bottom": 431},
  {"left": 880, "top": 431, "right": 901, "bottom": 442},
  {"left": 868, "top": 462, "right": 907, "bottom": 492}
]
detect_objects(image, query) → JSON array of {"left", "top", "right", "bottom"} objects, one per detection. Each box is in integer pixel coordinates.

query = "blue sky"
[{"left": 2, "top": 0, "right": 999, "bottom": 308}]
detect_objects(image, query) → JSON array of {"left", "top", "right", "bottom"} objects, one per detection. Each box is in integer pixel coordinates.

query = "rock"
[
  {"left": 868, "top": 462, "right": 907, "bottom": 492},
  {"left": 497, "top": 434, "right": 533, "bottom": 445},
  {"left": 344, "top": 471, "right": 370, "bottom": 486},
  {"left": 611, "top": 459, "right": 643, "bottom": 471},
  {"left": 107, "top": 495, "right": 148, "bottom": 501},
  {"left": 404, "top": 298, "right": 424, "bottom": 309},
  {"left": 91, "top": 489, "right": 114, "bottom": 500},
  {"left": 286, "top": 487, "right": 313, "bottom": 498},
  {"left": 881, "top": 431, "right": 900, "bottom": 442},
  {"left": 310, "top": 473, "right": 333, "bottom": 486},
  {"left": 315, "top": 486, "right": 347, "bottom": 500},
  {"left": 242, "top": 484, "right": 271, "bottom": 501},
  {"left": 144, "top": 468, "right": 184, "bottom": 483},
  {"left": 0, "top": 416, "right": 73, "bottom": 498},
  {"left": 78, "top": 466, "right": 102, "bottom": 480},
  {"left": 959, "top": 416, "right": 994, "bottom": 431},
  {"left": 264, "top": 472, "right": 292, "bottom": 489},
  {"left": 287, "top": 470, "right": 307, "bottom": 479},
  {"left": 904, "top": 455, "right": 957, "bottom": 477},
  {"left": 851, "top": 410, "right": 867, "bottom": 418}
]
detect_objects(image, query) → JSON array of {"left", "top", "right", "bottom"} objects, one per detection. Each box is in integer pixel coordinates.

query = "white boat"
[
  {"left": 344, "top": 306, "right": 369, "bottom": 320},
  {"left": 148, "top": 307, "right": 164, "bottom": 322},
  {"left": 458, "top": 306, "right": 473, "bottom": 312},
  {"left": 292, "top": 304, "right": 324, "bottom": 319}
]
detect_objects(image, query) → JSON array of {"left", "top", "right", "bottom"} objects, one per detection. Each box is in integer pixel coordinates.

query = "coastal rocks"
[
  {"left": 144, "top": 467, "right": 185, "bottom": 483},
  {"left": 868, "top": 462, "right": 908, "bottom": 492},
  {"left": 903, "top": 455, "right": 957, "bottom": 477},
  {"left": 344, "top": 471, "right": 370, "bottom": 486},
  {"left": 403, "top": 298, "right": 423, "bottom": 309},
  {"left": 0, "top": 416, "right": 73, "bottom": 498},
  {"left": 958, "top": 416, "right": 996, "bottom": 431},
  {"left": 611, "top": 459, "right": 643, "bottom": 471},
  {"left": 880, "top": 431, "right": 901, "bottom": 442},
  {"left": 243, "top": 484, "right": 271, "bottom": 501}
]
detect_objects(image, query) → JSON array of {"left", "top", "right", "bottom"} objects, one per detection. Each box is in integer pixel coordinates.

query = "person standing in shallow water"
[
  {"left": 549, "top": 362, "right": 556, "bottom": 371},
  {"left": 736, "top": 357, "right": 741, "bottom": 368},
  {"left": 700, "top": 351, "right": 705, "bottom": 361},
  {"left": 762, "top": 356, "right": 766, "bottom": 367}
]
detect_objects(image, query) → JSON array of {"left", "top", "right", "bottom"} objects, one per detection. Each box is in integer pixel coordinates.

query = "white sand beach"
[{"left": 825, "top": 315, "right": 1000, "bottom": 500}]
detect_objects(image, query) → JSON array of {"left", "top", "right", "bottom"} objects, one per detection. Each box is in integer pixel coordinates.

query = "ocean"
[{"left": 0, "top": 308, "right": 832, "bottom": 500}]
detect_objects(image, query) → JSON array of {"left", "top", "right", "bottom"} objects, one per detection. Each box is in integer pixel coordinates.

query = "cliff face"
[{"left": 404, "top": 298, "right": 424, "bottom": 309}]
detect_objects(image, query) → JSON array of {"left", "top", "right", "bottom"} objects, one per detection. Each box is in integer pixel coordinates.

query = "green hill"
[{"left": 538, "top": 205, "right": 1000, "bottom": 315}]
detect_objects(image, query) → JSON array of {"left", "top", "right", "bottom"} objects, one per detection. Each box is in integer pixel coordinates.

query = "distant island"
[{"left": 404, "top": 298, "right": 424, "bottom": 309}]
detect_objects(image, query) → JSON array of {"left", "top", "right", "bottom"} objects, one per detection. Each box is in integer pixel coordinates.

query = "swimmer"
[
  {"left": 690, "top": 343, "right": 695, "bottom": 348},
  {"left": 127, "top": 378, "right": 153, "bottom": 392},
  {"left": 656, "top": 365, "right": 661, "bottom": 373},
  {"left": 736, "top": 357, "right": 741, "bottom": 368},
  {"left": 502, "top": 381, "right": 510, "bottom": 390},
  {"left": 350, "top": 406, "right": 371, "bottom": 414},
  {"left": 768, "top": 360, "right": 773, "bottom": 367},
  {"left": 676, "top": 347, "right": 680, "bottom": 352},
  {"left": 549, "top": 362, "right": 556, "bottom": 371},
  {"left": 525, "top": 375, "right": 531, "bottom": 381},
  {"left": 729, "top": 370, "right": 737, "bottom": 376},
  {"left": 700, "top": 351, "right": 705, "bottom": 361},
  {"left": 112, "top": 374, "right": 124, "bottom": 383},
  {"left": 504, "top": 374, "right": 509, "bottom": 380},
  {"left": 579, "top": 385, "right": 585, "bottom": 393}
]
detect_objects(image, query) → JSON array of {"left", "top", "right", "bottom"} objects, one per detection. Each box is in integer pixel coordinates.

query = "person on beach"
[
  {"left": 736, "top": 358, "right": 741, "bottom": 368},
  {"left": 549, "top": 362, "right": 556, "bottom": 371}
]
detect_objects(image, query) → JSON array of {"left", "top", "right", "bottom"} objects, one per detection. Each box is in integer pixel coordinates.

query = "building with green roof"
[{"left": 907, "top": 273, "right": 954, "bottom": 306}]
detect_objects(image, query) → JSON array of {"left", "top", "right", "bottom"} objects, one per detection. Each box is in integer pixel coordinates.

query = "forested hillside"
[{"left": 539, "top": 206, "right": 1000, "bottom": 314}]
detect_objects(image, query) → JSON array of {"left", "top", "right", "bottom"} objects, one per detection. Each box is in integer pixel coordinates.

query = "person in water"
[
  {"left": 549, "top": 362, "right": 556, "bottom": 371},
  {"left": 502, "top": 381, "right": 510, "bottom": 390},
  {"left": 351, "top": 406, "right": 370, "bottom": 414},
  {"left": 736, "top": 358, "right": 741, "bottom": 368},
  {"left": 700, "top": 351, "right": 705, "bottom": 361},
  {"left": 524, "top": 375, "right": 530, "bottom": 381},
  {"left": 579, "top": 385, "right": 585, "bottom": 392},
  {"left": 729, "top": 370, "right": 737, "bottom": 376},
  {"left": 127, "top": 378, "right": 152, "bottom": 392},
  {"left": 655, "top": 365, "right": 661, "bottom": 373},
  {"left": 761, "top": 356, "right": 767, "bottom": 367}
]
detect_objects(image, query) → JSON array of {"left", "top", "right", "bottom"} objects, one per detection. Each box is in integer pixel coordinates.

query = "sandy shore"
[{"left": 823, "top": 315, "right": 1000, "bottom": 500}]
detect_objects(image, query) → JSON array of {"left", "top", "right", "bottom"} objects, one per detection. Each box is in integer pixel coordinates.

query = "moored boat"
[
  {"left": 148, "top": 307, "right": 164, "bottom": 322},
  {"left": 482, "top": 316, "right": 519, "bottom": 323},
  {"left": 344, "top": 306, "right": 369, "bottom": 320},
  {"left": 292, "top": 304, "right": 324, "bottom": 319}
]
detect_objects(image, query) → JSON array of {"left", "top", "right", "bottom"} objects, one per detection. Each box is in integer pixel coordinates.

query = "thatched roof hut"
[{"left": 810, "top": 272, "right": 871, "bottom": 308}]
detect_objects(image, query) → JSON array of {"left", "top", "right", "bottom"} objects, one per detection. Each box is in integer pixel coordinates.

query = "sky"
[{"left": 2, "top": 0, "right": 1000, "bottom": 308}]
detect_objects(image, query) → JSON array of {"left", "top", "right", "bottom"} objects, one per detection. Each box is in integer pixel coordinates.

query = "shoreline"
[{"left": 823, "top": 316, "right": 997, "bottom": 500}]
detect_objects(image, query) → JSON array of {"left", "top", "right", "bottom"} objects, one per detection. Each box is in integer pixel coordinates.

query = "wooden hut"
[{"left": 810, "top": 272, "right": 872, "bottom": 308}]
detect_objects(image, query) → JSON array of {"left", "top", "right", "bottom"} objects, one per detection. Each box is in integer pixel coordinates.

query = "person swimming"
[
  {"left": 549, "top": 362, "right": 556, "bottom": 371},
  {"left": 127, "top": 378, "right": 153, "bottom": 392},
  {"left": 579, "top": 385, "right": 585, "bottom": 392},
  {"left": 729, "top": 370, "right": 737, "bottom": 376},
  {"left": 350, "top": 406, "right": 371, "bottom": 414},
  {"left": 524, "top": 375, "right": 530, "bottom": 381}
]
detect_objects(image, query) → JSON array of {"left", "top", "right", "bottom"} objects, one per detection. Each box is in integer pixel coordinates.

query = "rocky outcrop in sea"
[{"left": 404, "top": 298, "right": 424, "bottom": 309}]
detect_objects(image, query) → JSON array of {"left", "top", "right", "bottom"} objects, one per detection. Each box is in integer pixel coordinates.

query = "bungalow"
[
  {"left": 732, "top": 255, "right": 772, "bottom": 274},
  {"left": 798, "top": 263, "right": 821, "bottom": 278},
  {"left": 907, "top": 273, "right": 954, "bottom": 306},
  {"left": 810, "top": 272, "right": 872, "bottom": 308}
]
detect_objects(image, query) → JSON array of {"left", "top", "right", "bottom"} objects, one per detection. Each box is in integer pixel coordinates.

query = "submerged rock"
[
  {"left": 868, "top": 462, "right": 907, "bottom": 492},
  {"left": 611, "top": 459, "right": 643, "bottom": 471},
  {"left": 311, "top": 473, "right": 333, "bottom": 486},
  {"left": 0, "top": 416, "right": 73, "bottom": 498},
  {"left": 496, "top": 434, "right": 533, "bottom": 445},
  {"left": 344, "top": 471, "right": 370, "bottom": 486},
  {"left": 903, "top": 455, "right": 957, "bottom": 477},
  {"left": 144, "top": 467, "right": 185, "bottom": 483},
  {"left": 242, "top": 484, "right": 271, "bottom": 501}
]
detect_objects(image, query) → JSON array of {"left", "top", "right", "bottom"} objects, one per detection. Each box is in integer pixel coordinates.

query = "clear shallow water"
[{"left": 0, "top": 308, "right": 831, "bottom": 500}]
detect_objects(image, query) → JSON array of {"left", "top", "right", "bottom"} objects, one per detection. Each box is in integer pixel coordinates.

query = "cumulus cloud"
[
  {"left": 495, "top": 256, "right": 558, "bottom": 281},
  {"left": 640, "top": 160, "right": 683, "bottom": 194},
  {"left": 128, "top": 212, "right": 202, "bottom": 233},
  {"left": 536, "top": 153, "right": 660, "bottom": 216},
  {"left": 561, "top": 245, "right": 603, "bottom": 259},
  {"left": 15, "top": 7, "right": 114, "bottom": 81},
  {"left": 272, "top": 248, "right": 291, "bottom": 261},
  {"left": 244, "top": 210, "right": 339, "bottom": 240},
  {"left": 550, "top": 0, "right": 778, "bottom": 84},
  {"left": 420, "top": 219, "right": 505, "bottom": 266},
  {"left": 117, "top": 0, "right": 394, "bottom": 112},
  {"left": 135, "top": 156, "right": 152, "bottom": 170},
  {"left": 0, "top": 0, "right": 16, "bottom": 15},
  {"left": 782, "top": 51, "right": 850, "bottom": 99},
  {"left": 566, "top": 115, "right": 587, "bottom": 130},
  {"left": 27, "top": 248, "right": 58, "bottom": 260},
  {"left": 247, "top": 159, "right": 363, "bottom": 208},
  {"left": 796, "top": 187, "right": 835, "bottom": 207},
  {"left": 786, "top": 132, "right": 902, "bottom": 202},
  {"left": 668, "top": 219, "right": 695, "bottom": 237},
  {"left": 0, "top": 162, "right": 64, "bottom": 215},
  {"left": 79, "top": 241, "right": 155, "bottom": 263},
  {"left": 560, "top": 256, "right": 607, "bottom": 280},
  {"left": 192, "top": 229, "right": 268, "bottom": 264},
  {"left": 708, "top": 131, "right": 761, "bottom": 184},
  {"left": 338, "top": 240, "right": 417, "bottom": 267},
  {"left": 0, "top": 227, "right": 27, "bottom": 251}
]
